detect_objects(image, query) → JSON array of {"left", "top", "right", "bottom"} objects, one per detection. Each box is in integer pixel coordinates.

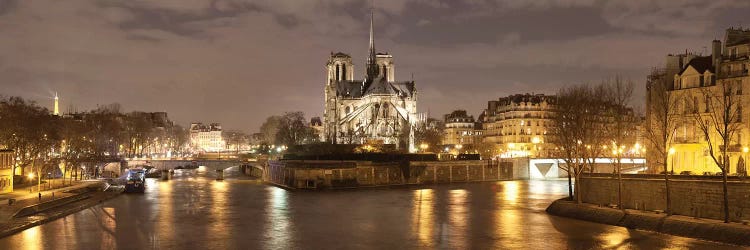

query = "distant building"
[
  {"left": 0, "top": 150, "right": 13, "bottom": 194},
  {"left": 483, "top": 94, "right": 556, "bottom": 158},
  {"left": 130, "top": 111, "right": 172, "bottom": 128},
  {"left": 310, "top": 117, "right": 324, "bottom": 142},
  {"left": 442, "top": 110, "right": 481, "bottom": 148},
  {"left": 323, "top": 11, "right": 418, "bottom": 151},
  {"left": 190, "top": 123, "right": 226, "bottom": 152},
  {"left": 656, "top": 27, "right": 750, "bottom": 174}
]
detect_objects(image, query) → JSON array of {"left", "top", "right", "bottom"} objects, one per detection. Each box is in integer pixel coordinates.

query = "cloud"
[
  {"left": 601, "top": 0, "right": 750, "bottom": 35},
  {"left": 0, "top": 0, "right": 742, "bottom": 132}
]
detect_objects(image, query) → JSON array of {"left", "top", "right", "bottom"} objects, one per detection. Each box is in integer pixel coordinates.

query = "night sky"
[{"left": 2, "top": 0, "right": 749, "bottom": 132}]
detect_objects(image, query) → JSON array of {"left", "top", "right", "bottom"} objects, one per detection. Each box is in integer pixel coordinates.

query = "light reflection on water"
[
  {"left": 0, "top": 174, "right": 744, "bottom": 249},
  {"left": 264, "top": 186, "right": 292, "bottom": 249},
  {"left": 411, "top": 189, "right": 434, "bottom": 247},
  {"left": 20, "top": 225, "right": 41, "bottom": 250},
  {"left": 446, "top": 189, "right": 468, "bottom": 249},
  {"left": 155, "top": 179, "right": 173, "bottom": 247},
  {"left": 209, "top": 180, "right": 229, "bottom": 244}
]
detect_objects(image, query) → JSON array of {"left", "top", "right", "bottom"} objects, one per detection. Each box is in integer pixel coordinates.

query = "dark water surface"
[{"left": 0, "top": 167, "right": 743, "bottom": 249}]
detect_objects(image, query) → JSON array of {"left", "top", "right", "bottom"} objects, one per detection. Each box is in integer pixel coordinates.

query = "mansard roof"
[
  {"left": 498, "top": 93, "right": 555, "bottom": 106},
  {"left": 334, "top": 77, "right": 415, "bottom": 99},
  {"left": 679, "top": 56, "right": 713, "bottom": 75},
  {"left": 725, "top": 28, "right": 750, "bottom": 47}
]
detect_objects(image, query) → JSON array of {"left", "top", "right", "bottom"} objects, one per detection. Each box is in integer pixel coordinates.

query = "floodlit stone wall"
[
  {"left": 580, "top": 174, "right": 750, "bottom": 221},
  {"left": 265, "top": 160, "right": 517, "bottom": 189}
]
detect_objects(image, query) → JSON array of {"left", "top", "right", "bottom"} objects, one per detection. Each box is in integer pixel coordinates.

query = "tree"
[
  {"left": 168, "top": 125, "right": 189, "bottom": 155},
  {"left": 550, "top": 83, "right": 610, "bottom": 203},
  {"left": 260, "top": 115, "right": 282, "bottom": 145},
  {"left": 413, "top": 118, "right": 443, "bottom": 151},
  {"left": 275, "top": 112, "right": 317, "bottom": 146},
  {"left": 602, "top": 77, "right": 636, "bottom": 210},
  {"left": 123, "top": 113, "right": 154, "bottom": 157},
  {"left": 59, "top": 117, "right": 97, "bottom": 182},
  {"left": 0, "top": 97, "right": 60, "bottom": 177},
  {"left": 644, "top": 68, "right": 681, "bottom": 214},
  {"left": 693, "top": 82, "right": 742, "bottom": 223}
]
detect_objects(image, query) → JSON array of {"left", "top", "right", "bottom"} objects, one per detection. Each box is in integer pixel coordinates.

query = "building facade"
[
  {"left": 442, "top": 110, "right": 482, "bottom": 147},
  {"left": 190, "top": 123, "right": 226, "bottom": 152},
  {"left": 664, "top": 28, "right": 750, "bottom": 174},
  {"left": 310, "top": 117, "right": 325, "bottom": 142},
  {"left": 0, "top": 150, "right": 13, "bottom": 194},
  {"left": 483, "top": 94, "right": 556, "bottom": 158},
  {"left": 323, "top": 12, "right": 418, "bottom": 151}
]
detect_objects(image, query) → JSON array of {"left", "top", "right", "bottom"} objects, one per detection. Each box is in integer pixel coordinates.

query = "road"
[{"left": 0, "top": 166, "right": 743, "bottom": 249}]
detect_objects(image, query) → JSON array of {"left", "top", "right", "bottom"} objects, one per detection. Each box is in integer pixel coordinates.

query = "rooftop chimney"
[{"left": 712, "top": 40, "right": 722, "bottom": 74}]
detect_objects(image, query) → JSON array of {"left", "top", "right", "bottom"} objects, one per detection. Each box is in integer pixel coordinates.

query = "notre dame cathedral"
[{"left": 323, "top": 12, "right": 418, "bottom": 151}]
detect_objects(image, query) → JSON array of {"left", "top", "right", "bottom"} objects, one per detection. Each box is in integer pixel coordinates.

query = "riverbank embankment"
[{"left": 546, "top": 199, "right": 750, "bottom": 246}]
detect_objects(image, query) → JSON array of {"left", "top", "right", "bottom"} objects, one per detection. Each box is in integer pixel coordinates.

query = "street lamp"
[{"left": 419, "top": 143, "right": 428, "bottom": 153}]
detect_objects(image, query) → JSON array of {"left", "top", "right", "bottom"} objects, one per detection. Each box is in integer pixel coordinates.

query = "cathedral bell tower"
[{"left": 327, "top": 53, "right": 354, "bottom": 83}]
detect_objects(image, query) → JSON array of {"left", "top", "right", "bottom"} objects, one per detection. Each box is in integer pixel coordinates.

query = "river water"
[{"left": 0, "top": 166, "right": 743, "bottom": 249}]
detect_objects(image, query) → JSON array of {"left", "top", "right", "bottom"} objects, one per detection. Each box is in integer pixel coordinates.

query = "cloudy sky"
[{"left": 1, "top": 0, "right": 749, "bottom": 132}]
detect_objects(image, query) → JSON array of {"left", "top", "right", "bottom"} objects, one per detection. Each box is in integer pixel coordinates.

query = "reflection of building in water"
[
  {"left": 190, "top": 123, "right": 226, "bottom": 152},
  {"left": 323, "top": 11, "right": 418, "bottom": 151}
]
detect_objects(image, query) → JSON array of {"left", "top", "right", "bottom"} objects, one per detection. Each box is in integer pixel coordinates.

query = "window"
[
  {"left": 738, "top": 105, "right": 743, "bottom": 122},
  {"left": 737, "top": 80, "right": 743, "bottom": 95},
  {"left": 705, "top": 96, "right": 711, "bottom": 112},
  {"left": 693, "top": 97, "right": 698, "bottom": 113}
]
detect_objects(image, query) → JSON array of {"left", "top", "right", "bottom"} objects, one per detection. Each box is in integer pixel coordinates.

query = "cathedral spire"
[{"left": 366, "top": 7, "right": 378, "bottom": 80}]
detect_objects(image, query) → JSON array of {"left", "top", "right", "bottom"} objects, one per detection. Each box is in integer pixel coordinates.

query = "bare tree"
[
  {"left": 276, "top": 112, "right": 318, "bottom": 146},
  {"left": 644, "top": 68, "right": 681, "bottom": 214},
  {"left": 693, "top": 82, "right": 743, "bottom": 223},
  {"left": 602, "top": 77, "right": 636, "bottom": 210},
  {"left": 552, "top": 84, "right": 597, "bottom": 203},
  {"left": 551, "top": 82, "right": 617, "bottom": 203}
]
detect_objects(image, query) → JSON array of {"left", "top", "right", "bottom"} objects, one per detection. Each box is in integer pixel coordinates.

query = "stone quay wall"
[
  {"left": 265, "top": 160, "right": 518, "bottom": 189},
  {"left": 580, "top": 174, "right": 750, "bottom": 221}
]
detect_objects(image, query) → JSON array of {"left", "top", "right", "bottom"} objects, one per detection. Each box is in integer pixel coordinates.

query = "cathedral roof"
[
  {"left": 333, "top": 78, "right": 415, "bottom": 99},
  {"left": 335, "top": 80, "right": 364, "bottom": 98},
  {"left": 363, "top": 77, "right": 415, "bottom": 97}
]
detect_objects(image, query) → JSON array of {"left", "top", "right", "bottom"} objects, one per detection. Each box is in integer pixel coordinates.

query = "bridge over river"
[{"left": 124, "top": 158, "right": 266, "bottom": 178}]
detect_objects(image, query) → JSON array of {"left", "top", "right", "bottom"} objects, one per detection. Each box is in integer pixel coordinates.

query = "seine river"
[{"left": 0, "top": 167, "right": 743, "bottom": 249}]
